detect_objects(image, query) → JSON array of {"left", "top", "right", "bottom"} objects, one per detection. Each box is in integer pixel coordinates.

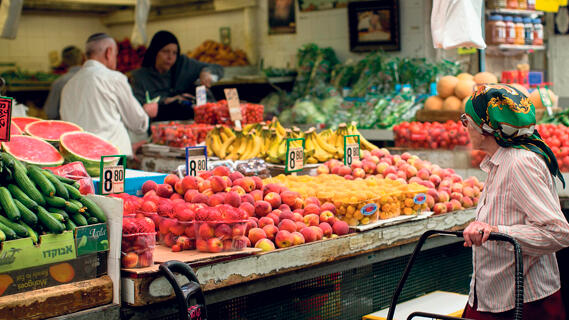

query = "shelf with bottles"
[
  {"left": 487, "top": 44, "right": 545, "bottom": 50},
  {"left": 486, "top": 8, "right": 543, "bottom": 16}
]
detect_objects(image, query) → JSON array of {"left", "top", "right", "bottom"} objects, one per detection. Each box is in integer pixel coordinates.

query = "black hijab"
[{"left": 141, "top": 31, "right": 180, "bottom": 68}]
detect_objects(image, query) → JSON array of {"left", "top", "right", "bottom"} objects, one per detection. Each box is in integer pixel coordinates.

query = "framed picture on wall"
[
  {"left": 269, "top": 0, "right": 297, "bottom": 34},
  {"left": 348, "top": 0, "right": 400, "bottom": 52}
]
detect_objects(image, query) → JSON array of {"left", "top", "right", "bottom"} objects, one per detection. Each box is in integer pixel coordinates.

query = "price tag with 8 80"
[
  {"left": 285, "top": 138, "right": 305, "bottom": 173},
  {"left": 186, "top": 146, "right": 208, "bottom": 177},
  {"left": 344, "top": 135, "right": 360, "bottom": 166},
  {"left": 99, "top": 155, "right": 126, "bottom": 195}
]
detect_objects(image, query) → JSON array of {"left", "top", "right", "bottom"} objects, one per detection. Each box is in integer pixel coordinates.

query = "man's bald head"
[{"left": 85, "top": 33, "right": 117, "bottom": 70}]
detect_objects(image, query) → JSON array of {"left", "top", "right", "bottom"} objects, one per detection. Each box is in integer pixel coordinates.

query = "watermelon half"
[
  {"left": 2, "top": 135, "right": 64, "bottom": 166},
  {"left": 59, "top": 132, "right": 120, "bottom": 177},
  {"left": 11, "top": 121, "right": 22, "bottom": 135},
  {"left": 12, "top": 117, "right": 42, "bottom": 132},
  {"left": 25, "top": 120, "right": 83, "bottom": 142}
]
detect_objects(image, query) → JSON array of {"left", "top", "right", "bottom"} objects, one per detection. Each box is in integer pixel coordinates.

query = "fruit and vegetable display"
[
  {"left": 206, "top": 119, "right": 378, "bottom": 164},
  {"left": 316, "top": 148, "right": 483, "bottom": 216},
  {"left": 534, "top": 124, "right": 569, "bottom": 172},
  {"left": 393, "top": 121, "right": 470, "bottom": 149},
  {"left": 0, "top": 69, "right": 59, "bottom": 83},
  {"left": 150, "top": 123, "right": 214, "bottom": 148},
  {"left": 121, "top": 166, "right": 351, "bottom": 253},
  {"left": 116, "top": 38, "right": 146, "bottom": 74},
  {"left": 264, "top": 174, "right": 428, "bottom": 226},
  {"left": 2, "top": 118, "right": 120, "bottom": 177},
  {"left": 422, "top": 73, "right": 483, "bottom": 113},
  {"left": 0, "top": 152, "right": 106, "bottom": 243},
  {"left": 121, "top": 216, "right": 156, "bottom": 268},
  {"left": 188, "top": 40, "right": 249, "bottom": 66},
  {"left": 194, "top": 100, "right": 264, "bottom": 125}
]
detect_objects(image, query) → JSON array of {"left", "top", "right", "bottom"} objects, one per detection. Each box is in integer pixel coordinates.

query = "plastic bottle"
[
  {"left": 514, "top": 17, "right": 525, "bottom": 45},
  {"left": 504, "top": 16, "right": 516, "bottom": 44},
  {"left": 518, "top": 0, "right": 527, "bottom": 10},
  {"left": 487, "top": 15, "right": 507, "bottom": 45},
  {"left": 523, "top": 17, "right": 534, "bottom": 45},
  {"left": 527, "top": 0, "right": 536, "bottom": 10},
  {"left": 533, "top": 18, "right": 543, "bottom": 45},
  {"left": 507, "top": 0, "right": 518, "bottom": 9}
]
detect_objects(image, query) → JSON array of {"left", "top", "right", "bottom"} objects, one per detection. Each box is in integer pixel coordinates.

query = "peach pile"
[
  {"left": 124, "top": 165, "right": 350, "bottom": 254},
  {"left": 317, "top": 148, "right": 483, "bottom": 215},
  {"left": 121, "top": 217, "right": 156, "bottom": 268},
  {"left": 264, "top": 174, "right": 428, "bottom": 226}
]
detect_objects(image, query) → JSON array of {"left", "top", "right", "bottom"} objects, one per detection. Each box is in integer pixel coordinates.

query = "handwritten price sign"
[
  {"left": 99, "top": 155, "right": 126, "bottom": 195},
  {"left": 285, "top": 138, "right": 305, "bottom": 173},
  {"left": 0, "top": 96, "right": 13, "bottom": 142},
  {"left": 344, "top": 135, "right": 361, "bottom": 166},
  {"left": 186, "top": 146, "right": 208, "bottom": 177}
]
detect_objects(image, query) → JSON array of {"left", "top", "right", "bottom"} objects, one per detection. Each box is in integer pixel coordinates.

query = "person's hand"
[
  {"left": 200, "top": 70, "right": 213, "bottom": 87},
  {"left": 143, "top": 102, "right": 158, "bottom": 118},
  {"left": 463, "top": 221, "right": 498, "bottom": 247},
  {"left": 163, "top": 95, "right": 189, "bottom": 105}
]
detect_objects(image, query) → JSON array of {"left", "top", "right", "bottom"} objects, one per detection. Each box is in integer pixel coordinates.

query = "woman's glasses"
[{"left": 460, "top": 113, "right": 468, "bottom": 127}]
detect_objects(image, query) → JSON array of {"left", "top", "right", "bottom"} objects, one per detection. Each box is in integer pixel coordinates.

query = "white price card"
[
  {"left": 196, "top": 85, "right": 207, "bottom": 106},
  {"left": 345, "top": 143, "right": 360, "bottom": 166},
  {"left": 186, "top": 146, "right": 208, "bottom": 177},
  {"left": 101, "top": 165, "right": 125, "bottom": 194},
  {"left": 224, "top": 88, "right": 242, "bottom": 121}
]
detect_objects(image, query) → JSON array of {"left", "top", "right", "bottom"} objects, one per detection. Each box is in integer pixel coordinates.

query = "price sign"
[
  {"left": 99, "top": 155, "right": 126, "bottom": 195},
  {"left": 196, "top": 85, "right": 207, "bottom": 106},
  {"left": 0, "top": 96, "right": 13, "bottom": 142},
  {"left": 538, "top": 86, "right": 554, "bottom": 116},
  {"left": 224, "top": 88, "right": 242, "bottom": 122},
  {"left": 186, "top": 146, "right": 208, "bottom": 177},
  {"left": 285, "top": 138, "right": 305, "bottom": 173},
  {"left": 344, "top": 135, "right": 361, "bottom": 166}
]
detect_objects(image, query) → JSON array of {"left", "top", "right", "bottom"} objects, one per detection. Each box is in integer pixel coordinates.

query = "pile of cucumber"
[{"left": 0, "top": 153, "right": 106, "bottom": 243}]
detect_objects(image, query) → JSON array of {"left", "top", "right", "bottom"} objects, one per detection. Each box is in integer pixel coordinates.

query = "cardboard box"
[
  {"left": 0, "top": 252, "right": 107, "bottom": 297},
  {"left": 75, "top": 224, "right": 109, "bottom": 256},
  {"left": 93, "top": 169, "right": 167, "bottom": 196}
]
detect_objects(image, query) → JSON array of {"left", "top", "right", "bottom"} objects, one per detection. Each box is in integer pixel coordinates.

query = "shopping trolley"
[
  {"left": 385, "top": 230, "right": 524, "bottom": 320},
  {"left": 159, "top": 260, "right": 208, "bottom": 320}
]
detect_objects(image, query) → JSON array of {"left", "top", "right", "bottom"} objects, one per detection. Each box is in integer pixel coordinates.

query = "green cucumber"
[
  {"left": 65, "top": 219, "right": 77, "bottom": 231},
  {"left": 45, "top": 196, "right": 67, "bottom": 208},
  {"left": 37, "top": 207, "right": 65, "bottom": 234},
  {"left": 19, "top": 221, "right": 38, "bottom": 243},
  {"left": 71, "top": 213, "right": 88, "bottom": 226},
  {"left": 13, "top": 199, "right": 37, "bottom": 226},
  {"left": 0, "top": 221, "right": 16, "bottom": 240},
  {"left": 87, "top": 217, "right": 99, "bottom": 225},
  {"left": 2, "top": 153, "right": 27, "bottom": 174},
  {"left": 0, "top": 187, "right": 20, "bottom": 221},
  {"left": 0, "top": 215, "right": 28, "bottom": 237},
  {"left": 42, "top": 170, "right": 69, "bottom": 200},
  {"left": 65, "top": 201, "right": 83, "bottom": 214},
  {"left": 47, "top": 208, "right": 69, "bottom": 220},
  {"left": 13, "top": 166, "right": 45, "bottom": 206},
  {"left": 80, "top": 196, "right": 106, "bottom": 223},
  {"left": 7, "top": 184, "right": 38, "bottom": 211},
  {"left": 63, "top": 183, "right": 82, "bottom": 200},
  {"left": 73, "top": 181, "right": 81, "bottom": 189},
  {"left": 49, "top": 212, "right": 65, "bottom": 223},
  {"left": 54, "top": 174, "right": 76, "bottom": 185},
  {"left": 27, "top": 166, "right": 56, "bottom": 197}
]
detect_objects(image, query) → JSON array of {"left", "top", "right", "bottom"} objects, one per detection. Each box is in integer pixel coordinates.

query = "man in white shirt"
[{"left": 61, "top": 33, "right": 157, "bottom": 157}]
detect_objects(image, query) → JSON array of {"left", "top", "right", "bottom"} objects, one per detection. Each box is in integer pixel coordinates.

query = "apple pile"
[
  {"left": 133, "top": 166, "right": 350, "bottom": 253},
  {"left": 317, "top": 148, "right": 483, "bottom": 215},
  {"left": 393, "top": 121, "right": 469, "bottom": 149},
  {"left": 121, "top": 216, "right": 156, "bottom": 268},
  {"left": 536, "top": 124, "right": 569, "bottom": 172}
]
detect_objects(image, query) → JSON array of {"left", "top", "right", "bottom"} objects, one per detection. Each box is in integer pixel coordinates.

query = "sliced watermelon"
[
  {"left": 59, "top": 132, "right": 120, "bottom": 177},
  {"left": 25, "top": 120, "right": 83, "bottom": 142},
  {"left": 2, "top": 135, "right": 64, "bottom": 166},
  {"left": 12, "top": 117, "right": 42, "bottom": 132},
  {"left": 11, "top": 121, "right": 22, "bottom": 135}
]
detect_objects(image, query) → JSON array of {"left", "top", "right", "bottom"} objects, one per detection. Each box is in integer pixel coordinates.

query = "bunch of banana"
[
  {"left": 305, "top": 128, "right": 339, "bottom": 163},
  {"left": 269, "top": 117, "right": 286, "bottom": 137},
  {"left": 206, "top": 125, "right": 235, "bottom": 159},
  {"left": 222, "top": 129, "right": 264, "bottom": 160},
  {"left": 265, "top": 128, "right": 283, "bottom": 163},
  {"left": 347, "top": 122, "right": 379, "bottom": 151}
]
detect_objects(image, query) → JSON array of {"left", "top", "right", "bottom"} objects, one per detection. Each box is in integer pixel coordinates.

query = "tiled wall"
[
  {"left": 0, "top": 13, "right": 109, "bottom": 71},
  {"left": 109, "top": 10, "right": 248, "bottom": 57}
]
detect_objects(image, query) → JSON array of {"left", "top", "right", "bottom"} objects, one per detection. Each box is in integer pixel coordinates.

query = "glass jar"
[
  {"left": 507, "top": 0, "right": 518, "bottom": 9},
  {"left": 518, "top": 0, "right": 527, "bottom": 10},
  {"left": 533, "top": 18, "right": 543, "bottom": 45},
  {"left": 514, "top": 17, "right": 525, "bottom": 45},
  {"left": 504, "top": 16, "right": 516, "bottom": 44},
  {"left": 523, "top": 17, "right": 534, "bottom": 45},
  {"left": 487, "top": 15, "right": 507, "bottom": 45}
]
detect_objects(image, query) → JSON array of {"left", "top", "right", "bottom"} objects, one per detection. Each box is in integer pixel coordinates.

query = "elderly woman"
[
  {"left": 131, "top": 31, "right": 224, "bottom": 122},
  {"left": 460, "top": 84, "right": 569, "bottom": 319}
]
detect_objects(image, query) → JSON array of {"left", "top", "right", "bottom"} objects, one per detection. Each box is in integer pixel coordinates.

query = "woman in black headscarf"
[{"left": 131, "top": 31, "right": 224, "bottom": 122}]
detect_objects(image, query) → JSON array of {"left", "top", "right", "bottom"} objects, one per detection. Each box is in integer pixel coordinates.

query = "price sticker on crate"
[
  {"left": 285, "top": 138, "right": 305, "bottom": 173},
  {"left": 186, "top": 146, "right": 208, "bottom": 177},
  {"left": 0, "top": 96, "right": 13, "bottom": 142},
  {"left": 196, "top": 85, "right": 207, "bottom": 106},
  {"left": 224, "top": 88, "right": 242, "bottom": 129},
  {"left": 343, "top": 135, "right": 361, "bottom": 166},
  {"left": 99, "top": 155, "right": 126, "bottom": 195}
]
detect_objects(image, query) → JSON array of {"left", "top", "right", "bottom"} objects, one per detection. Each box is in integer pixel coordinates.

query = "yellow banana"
[
  {"left": 209, "top": 134, "right": 224, "bottom": 157},
  {"left": 218, "top": 136, "right": 236, "bottom": 159}
]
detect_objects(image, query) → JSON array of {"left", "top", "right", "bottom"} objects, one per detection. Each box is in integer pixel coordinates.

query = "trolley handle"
[
  {"left": 386, "top": 230, "right": 524, "bottom": 320},
  {"left": 159, "top": 260, "right": 208, "bottom": 320}
]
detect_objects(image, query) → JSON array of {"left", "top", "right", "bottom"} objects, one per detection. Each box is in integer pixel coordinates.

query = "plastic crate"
[
  {"left": 528, "top": 71, "right": 544, "bottom": 87},
  {"left": 93, "top": 169, "right": 167, "bottom": 196}
]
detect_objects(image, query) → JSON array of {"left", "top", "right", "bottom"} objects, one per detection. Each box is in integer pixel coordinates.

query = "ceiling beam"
[{"left": 26, "top": 0, "right": 135, "bottom": 6}]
